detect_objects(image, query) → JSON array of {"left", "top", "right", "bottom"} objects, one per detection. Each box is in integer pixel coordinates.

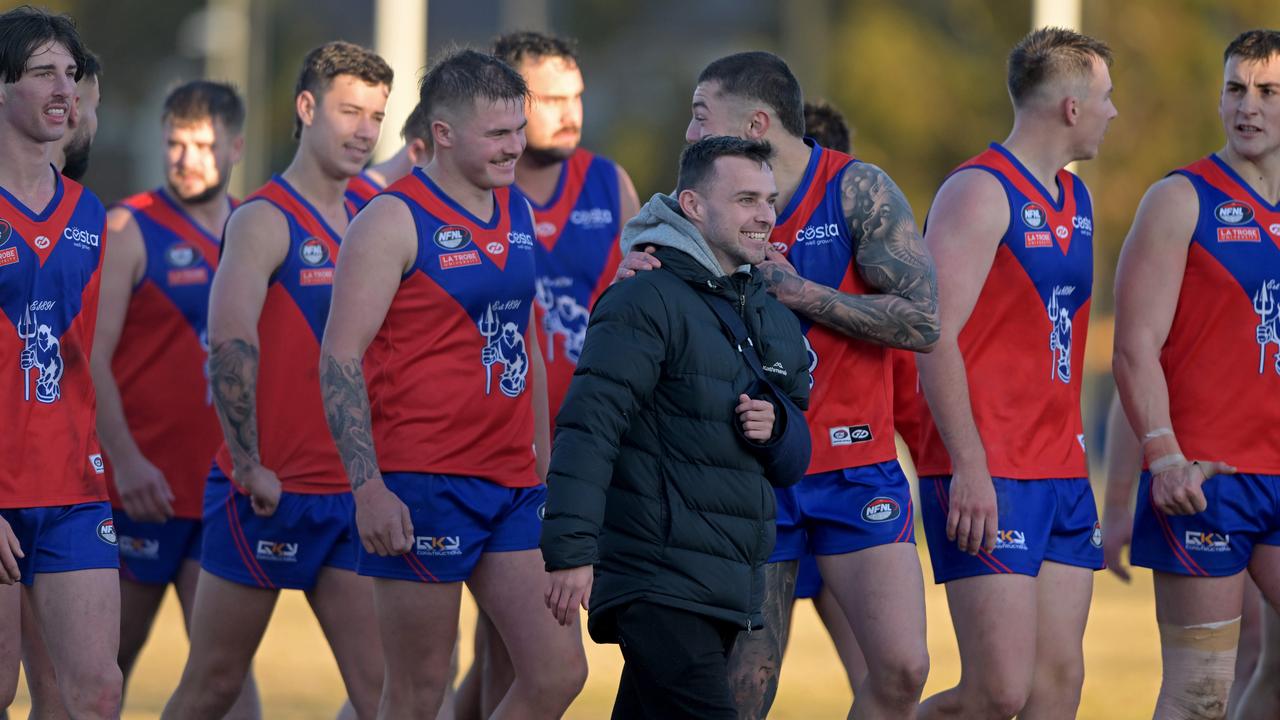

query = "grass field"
[{"left": 8, "top": 535, "right": 1165, "bottom": 719}]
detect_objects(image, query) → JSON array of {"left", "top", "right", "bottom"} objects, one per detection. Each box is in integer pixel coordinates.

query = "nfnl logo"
[
  {"left": 298, "top": 238, "right": 328, "bottom": 266},
  {"left": 1215, "top": 200, "right": 1254, "bottom": 225},
  {"left": 256, "top": 540, "right": 299, "bottom": 562},
  {"left": 829, "top": 424, "right": 872, "bottom": 447},
  {"left": 415, "top": 536, "right": 462, "bottom": 557},
  {"left": 166, "top": 243, "right": 197, "bottom": 267},
  {"left": 1091, "top": 521, "right": 1103, "bottom": 549},
  {"left": 119, "top": 536, "right": 161, "bottom": 559},
  {"left": 1021, "top": 202, "right": 1047, "bottom": 229},
  {"left": 434, "top": 225, "right": 472, "bottom": 250},
  {"left": 0, "top": 218, "right": 11, "bottom": 246},
  {"left": 1185, "top": 531, "right": 1230, "bottom": 552},
  {"left": 862, "top": 497, "right": 901, "bottom": 523},
  {"left": 97, "top": 518, "right": 117, "bottom": 546},
  {"left": 995, "top": 529, "right": 1027, "bottom": 551}
]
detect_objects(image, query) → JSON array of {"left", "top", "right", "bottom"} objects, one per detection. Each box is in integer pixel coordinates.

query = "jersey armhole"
[
  {"left": 386, "top": 191, "right": 423, "bottom": 282},
  {"left": 1166, "top": 170, "right": 1207, "bottom": 249}
]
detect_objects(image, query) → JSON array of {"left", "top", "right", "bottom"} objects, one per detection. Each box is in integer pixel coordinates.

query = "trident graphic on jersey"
[
  {"left": 1047, "top": 286, "right": 1074, "bottom": 384},
  {"left": 1254, "top": 279, "right": 1280, "bottom": 375},
  {"left": 17, "top": 305, "right": 64, "bottom": 404},
  {"left": 534, "top": 277, "right": 589, "bottom": 363},
  {"left": 479, "top": 301, "right": 529, "bottom": 398}
]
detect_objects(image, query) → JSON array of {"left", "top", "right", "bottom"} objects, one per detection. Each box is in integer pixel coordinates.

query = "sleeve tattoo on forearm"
[
  {"left": 209, "top": 338, "right": 261, "bottom": 467},
  {"left": 320, "top": 355, "right": 380, "bottom": 491}
]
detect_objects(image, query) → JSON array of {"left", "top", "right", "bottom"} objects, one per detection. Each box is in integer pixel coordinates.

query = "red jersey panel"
[
  {"left": 914, "top": 144, "right": 1093, "bottom": 479},
  {"left": 106, "top": 190, "right": 230, "bottom": 518},
  {"left": 526, "top": 148, "right": 624, "bottom": 422},
  {"left": 0, "top": 170, "right": 108, "bottom": 507},
  {"left": 366, "top": 169, "right": 539, "bottom": 488},
  {"left": 213, "top": 177, "right": 349, "bottom": 493},
  {"left": 1161, "top": 156, "right": 1280, "bottom": 472},
  {"left": 345, "top": 170, "right": 382, "bottom": 212},
  {"left": 770, "top": 140, "right": 897, "bottom": 472}
]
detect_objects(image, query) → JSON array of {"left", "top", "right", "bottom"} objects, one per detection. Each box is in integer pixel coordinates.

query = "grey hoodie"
[{"left": 620, "top": 193, "right": 725, "bottom": 278}]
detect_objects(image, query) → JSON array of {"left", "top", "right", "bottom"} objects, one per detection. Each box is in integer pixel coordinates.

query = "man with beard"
[
  {"left": 48, "top": 49, "right": 98, "bottom": 181},
  {"left": 88, "top": 80, "right": 261, "bottom": 717}
]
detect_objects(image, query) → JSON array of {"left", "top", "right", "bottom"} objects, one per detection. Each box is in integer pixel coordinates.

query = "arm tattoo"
[
  {"left": 319, "top": 355, "right": 380, "bottom": 491},
  {"left": 208, "top": 339, "right": 261, "bottom": 469},
  {"left": 763, "top": 162, "right": 940, "bottom": 350},
  {"left": 727, "top": 560, "right": 798, "bottom": 719}
]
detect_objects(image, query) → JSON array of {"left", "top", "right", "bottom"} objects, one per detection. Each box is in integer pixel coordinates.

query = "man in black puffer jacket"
[{"left": 540, "top": 136, "right": 811, "bottom": 719}]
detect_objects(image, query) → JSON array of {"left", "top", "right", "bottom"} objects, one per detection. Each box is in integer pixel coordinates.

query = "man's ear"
[
  {"left": 678, "top": 188, "right": 704, "bottom": 222},
  {"left": 1062, "top": 94, "right": 1081, "bottom": 127},
  {"left": 745, "top": 109, "right": 771, "bottom": 139},
  {"left": 407, "top": 138, "right": 432, "bottom": 165},
  {"left": 296, "top": 90, "right": 317, "bottom": 131}
]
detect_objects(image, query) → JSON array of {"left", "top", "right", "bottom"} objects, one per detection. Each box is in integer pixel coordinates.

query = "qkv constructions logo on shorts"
[
  {"left": 256, "top": 540, "right": 299, "bottom": 562},
  {"left": 415, "top": 535, "right": 462, "bottom": 557},
  {"left": 1185, "top": 531, "right": 1230, "bottom": 553},
  {"left": 994, "top": 529, "right": 1027, "bottom": 551}
]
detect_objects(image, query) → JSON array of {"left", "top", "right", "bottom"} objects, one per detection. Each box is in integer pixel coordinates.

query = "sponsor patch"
[
  {"left": 1024, "top": 231, "right": 1053, "bottom": 248},
  {"left": 570, "top": 208, "right": 613, "bottom": 229},
  {"left": 166, "top": 243, "right": 197, "bottom": 267},
  {"left": 256, "top": 540, "right": 299, "bottom": 562},
  {"left": 485, "top": 241, "right": 506, "bottom": 255},
  {"left": 770, "top": 240, "right": 790, "bottom": 253},
  {"left": 433, "top": 225, "right": 472, "bottom": 250},
  {"left": 299, "top": 237, "right": 329, "bottom": 266},
  {"left": 89, "top": 453, "right": 104, "bottom": 475},
  {"left": 1054, "top": 225, "right": 1069, "bottom": 239},
  {"left": 1185, "top": 531, "right": 1230, "bottom": 552},
  {"left": 1271, "top": 223, "right": 1280, "bottom": 237},
  {"left": 65, "top": 225, "right": 100, "bottom": 249},
  {"left": 1071, "top": 215, "right": 1093, "bottom": 235},
  {"left": 1021, "top": 202, "right": 1047, "bottom": 229},
  {"left": 168, "top": 268, "right": 210, "bottom": 286},
  {"left": 439, "top": 250, "right": 482, "bottom": 270},
  {"left": 0, "top": 218, "right": 11, "bottom": 246},
  {"left": 535, "top": 221, "right": 557, "bottom": 238},
  {"left": 97, "top": 518, "right": 117, "bottom": 545},
  {"left": 507, "top": 231, "right": 533, "bottom": 249},
  {"left": 763, "top": 361, "right": 788, "bottom": 377},
  {"left": 537, "top": 503, "right": 547, "bottom": 521},
  {"left": 33, "top": 235, "right": 50, "bottom": 249},
  {"left": 829, "top": 424, "right": 873, "bottom": 447},
  {"left": 118, "top": 535, "right": 161, "bottom": 560},
  {"left": 862, "top": 497, "right": 901, "bottom": 523},
  {"left": 1091, "top": 521, "right": 1103, "bottom": 548},
  {"left": 994, "top": 529, "right": 1027, "bottom": 551},
  {"left": 1218, "top": 226, "right": 1261, "bottom": 243},
  {"left": 300, "top": 268, "right": 334, "bottom": 286},
  {"left": 0, "top": 247, "right": 17, "bottom": 267},
  {"left": 415, "top": 535, "right": 462, "bottom": 557},
  {"left": 1215, "top": 200, "right": 1254, "bottom": 225}
]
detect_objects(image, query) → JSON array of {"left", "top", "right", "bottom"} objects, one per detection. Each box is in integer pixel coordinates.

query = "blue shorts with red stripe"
[
  {"left": 769, "top": 460, "right": 916, "bottom": 564},
  {"left": 356, "top": 473, "right": 545, "bottom": 583},
  {"left": 1, "top": 502, "right": 118, "bottom": 585},
  {"left": 114, "top": 508, "right": 201, "bottom": 586},
  {"left": 919, "top": 475, "right": 1103, "bottom": 583},
  {"left": 1132, "top": 472, "right": 1280, "bottom": 577},
  {"left": 200, "top": 471, "right": 357, "bottom": 591},
  {"left": 795, "top": 553, "right": 824, "bottom": 599}
]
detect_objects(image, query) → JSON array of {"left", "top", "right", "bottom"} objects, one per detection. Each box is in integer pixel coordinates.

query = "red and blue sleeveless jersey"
[
  {"left": 1162, "top": 155, "right": 1280, "bottom": 473},
  {"left": 890, "top": 348, "right": 927, "bottom": 466},
  {"left": 213, "top": 176, "right": 350, "bottom": 493},
  {"left": 526, "top": 148, "right": 623, "bottom": 421},
  {"left": 106, "top": 190, "right": 231, "bottom": 518},
  {"left": 914, "top": 143, "right": 1093, "bottom": 479},
  {"left": 770, "top": 140, "right": 897, "bottom": 473},
  {"left": 344, "top": 170, "right": 382, "bottom": 211},
  {"left": 365, "top": 169, "right": 539, "bottom": 488},
  {"left": 0, "top": 171, "right": 109, "bottom": 507}
]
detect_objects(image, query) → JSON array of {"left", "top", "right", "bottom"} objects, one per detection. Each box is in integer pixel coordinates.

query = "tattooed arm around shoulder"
[
  {"left": 759, "top": 162, "right": 940, "bottom": 351},
  {"left": 319, "top": 195, "right": 417, "bottom": 556},
  {"left": 207, "top": 202, "right": 290, "bottom": 516}
]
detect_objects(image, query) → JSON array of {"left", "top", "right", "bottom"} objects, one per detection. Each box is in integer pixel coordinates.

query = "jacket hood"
[{"left": 620, "top": 193, "right": 726, "bottom": 279}]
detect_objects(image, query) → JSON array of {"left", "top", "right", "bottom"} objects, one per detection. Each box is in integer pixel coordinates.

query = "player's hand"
[
  {"left": 234, "top": 464, "right": 282, "bottom": 517},
  {"left": 354, "top": 478, "right": 414, "bottom": 557},
  {"left": 946, "top": 467, "right": 998, "bottom": 555},
  {"left": 757, "top": 246, "right": 805, "bottom": 305},
  {"left": 737, "top": 394, "right": 776, "bottom": 442},
  {"left": 545, "top": 565, "right": 593, "bottom": 626},
  {"left": 1102, "top": 504, "right": 1132, "bottom": 583},
  {"left": 611, "top": 245, "right": 659, "bottom": 283},
  {"left": 114, "top": 452, "right": 175, "bottom": 523},
  {"left": 0, "top": 516, "right": 24, "bottom": 585},
  {"left": 1152, "top": 460, "right": 1235, "bottom": 516}
]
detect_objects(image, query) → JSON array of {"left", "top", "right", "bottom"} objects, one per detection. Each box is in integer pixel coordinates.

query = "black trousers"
[{"left": 610, "top": 601, "right": 741, "bottom": 720}]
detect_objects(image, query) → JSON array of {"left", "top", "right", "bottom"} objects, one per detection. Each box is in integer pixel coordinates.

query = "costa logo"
[
  {"left": 0, "top": 218, "right": 10, "bottom": 246},
  {"left": 166, "top": 243, "right": 197, "bottom": 268},
  {"left": 1215, "top": 200, "right": 1254, "bottom": 225},
  {"left": 1021, "top": 202, "right": 1047, "bottom": 229},
  {"left": 433, "top": 224, "right": 472, "bottom": 250},
  {"left": 486, "top": 241, "right": 505, "bottom": 255},
  {"left": 862, "top": 497, "right": 901, "bottom": 523},
  {"left": 1054, "top": 225, "right": 1069, "bottom": 239},
  {"left": 298, "top": 237, "right": 328, "bottom": 266}
]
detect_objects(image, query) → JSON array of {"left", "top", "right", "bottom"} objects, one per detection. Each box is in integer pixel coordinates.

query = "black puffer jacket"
[{"left": 540, "top": 193, "right": 810, "bottom": 643}]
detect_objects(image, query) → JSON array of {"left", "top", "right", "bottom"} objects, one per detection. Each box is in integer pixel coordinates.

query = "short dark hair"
[
  {"left": 0, "top": 6, "right": 88, "bottom": 84},
  {"left": 163, "top": 80, "right": 246, "bottom": 134},
  {"left": 697, "top": 52, "right": 805, "bottom": 137},
  {"left": 1224, "top": 30, "right": 1280, "bottom": 65},
  {"left": 804, "top": 100, "right": 851, "bottom": 154},
  {"left": 401, "top": 100, "right": 431, "bottom": 144},
  {"left": 1007, "top": 27, "right": 1112, "bottom": 107},
  {"left": 676, "top": 136, "right": 773, "bottom": 194},
  {"left": 492, "top": 31, "right": 578, "bottom": 68},
  {"left": 418, "top": 49, "right": 528, "bottom": 124},
  {"left": 293, "top": 41, "right": 393, "bottom": 139},
  {"left": 80, "top": 49, "right": 100, "bottom": 81}
]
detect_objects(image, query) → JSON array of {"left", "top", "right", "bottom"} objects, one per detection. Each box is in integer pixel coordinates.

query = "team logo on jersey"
[
  {"left": 96, "top": 518, "right": 117, "bottom": 546},
  {"left": 995, "top": 529, "right": 1027, "bottom": 551},
  {"left": 570, "top": 208, "right": 614, "bottom": 230},
  {"left": 0, "top": 218, "right": 11, "bottom": 246},
  {"left": 256, "top": 540, "right": 299, "bottom": 562},
  {"left": 862, "top": 497, "right": 901, "bottom": 523},
  {"left": 1184, "top": 531, "right": 1230, "bottom": 552},
  {"left": 414, "top": 535, "right": 462, "bottom": 557},
  {"left": 1215, "top": 200, "right": 1254, "bottom": 225},
  {"left": 166, "top": 243, "right": 198, "bottom": 267},
  {"left": 535, "top": 277, "right": 589, "bottom": 364},
  {"left": 1047, "top": 285, "right": 1074, "bottom": 384},
  {"left": 535, "top": 221, "right": 557, "bottom": 238},
  {"left": 298, "top": 237, "right": 329, "bottom": 266},
  {"left": 829, "top": 424, "right": 872, "bottom": 447},
  {"left": 0, "top": 247, "right": 17, "bottom": 267},
  {"left": 17, "top": 305, "right": 63, "bottom": 404},
  {"left": 33, "top": 235, "right": 50, "bottom": 249},
  {"left": 1091, "top": 521, "right": 1103, "bottom": 549},
  {"left": 433, "top": 224, "right": 472, "bottom": 250},
  {"left": 118, "top": 535, "right": 161, "bottom": 559},
  {"left": 478, "top": 300, "right": 529, "bottom": 398},
  {"left": 1021, "top": 202, "right": 1047, "bottom": 229},
  {"left": 1253, "top": 279, "right": 1280, "bottom": 375}
]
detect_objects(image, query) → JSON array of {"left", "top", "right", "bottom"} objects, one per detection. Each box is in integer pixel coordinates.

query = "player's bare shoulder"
[{"left": 927, "top": 165, "right": 1011, "bottom": 242}]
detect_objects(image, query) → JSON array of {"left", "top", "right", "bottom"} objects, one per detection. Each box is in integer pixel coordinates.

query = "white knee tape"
[{"left": 1154, "top": 617, "right": 1241, "bottom": 720}]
